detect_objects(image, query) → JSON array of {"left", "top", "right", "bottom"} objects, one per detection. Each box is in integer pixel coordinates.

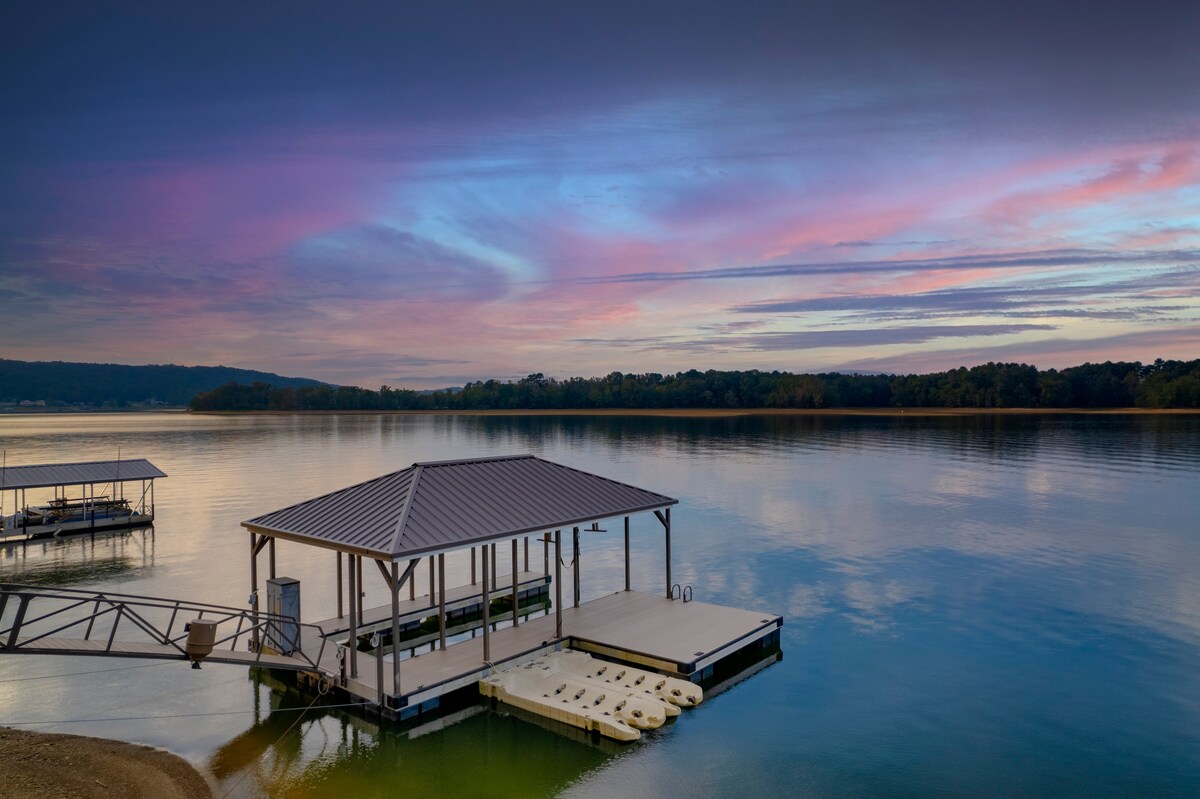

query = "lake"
[{"left": 1, "top": 411, "right": 1198, "bottom": 798}]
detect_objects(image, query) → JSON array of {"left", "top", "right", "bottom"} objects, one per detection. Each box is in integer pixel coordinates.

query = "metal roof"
[
  {"left": 0, "top": 459, "right": 167, "bottom": 490},
  {"left": 242, "top": 454, "right": 677, "bottom": 560}
]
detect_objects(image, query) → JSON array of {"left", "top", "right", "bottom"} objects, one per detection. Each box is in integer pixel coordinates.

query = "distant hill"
[{"left": 0, "top": 359, "right": 329, "bottom": 407}]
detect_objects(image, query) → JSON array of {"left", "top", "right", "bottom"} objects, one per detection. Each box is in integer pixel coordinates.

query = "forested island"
[{"left": 190, "top": 358, "right": 1200, "bottom": 411}]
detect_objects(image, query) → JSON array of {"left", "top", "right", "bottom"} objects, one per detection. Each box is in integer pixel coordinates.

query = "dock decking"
[{"left": 323, "top": 589, "right": 781, "bottom": 714}]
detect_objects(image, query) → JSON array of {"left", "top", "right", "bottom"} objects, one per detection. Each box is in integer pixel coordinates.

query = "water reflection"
[
  {"left": 0, "top": 528, "right": 156, "bottom": 585},
  {"left": 1, "top": 412, "right": 1198, "bottom": 798}
]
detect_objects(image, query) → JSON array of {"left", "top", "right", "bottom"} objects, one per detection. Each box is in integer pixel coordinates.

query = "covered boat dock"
[
  {"left": 0, "top": 458, "right": 166, "bottom": 541},
  {"left": 241, "top": 454, "right": 782, "bottom": 724}
]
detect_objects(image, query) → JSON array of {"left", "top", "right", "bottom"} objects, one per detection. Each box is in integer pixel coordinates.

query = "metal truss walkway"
[{"left": 0, "top": 583, "right": 330, "bottom": 673}]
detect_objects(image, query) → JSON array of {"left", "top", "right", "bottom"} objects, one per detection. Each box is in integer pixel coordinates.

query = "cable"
[
  {"left": 219, "top": 691, "right": 323, "bottom": 799},
  {"left": 0, "top": 660, "right": 173, "bottom": 683},
  {"left": 1, "top": 701, "right": 370, "bottom": 726}
]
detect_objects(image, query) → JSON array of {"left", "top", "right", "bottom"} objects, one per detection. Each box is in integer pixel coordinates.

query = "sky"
[{"left": 2, "top": 1, "right": 1199, "bottom": 388}]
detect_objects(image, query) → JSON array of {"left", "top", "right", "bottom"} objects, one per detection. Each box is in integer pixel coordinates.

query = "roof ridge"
[
  {"left": 414, "top": 453, "right": 534, "bottom": 468},
  {"left": 388, "top": 464, "right": 424, "bottom": 556},
  {"left": 2, "top": 457, "right": 154, "bottom": 469}
]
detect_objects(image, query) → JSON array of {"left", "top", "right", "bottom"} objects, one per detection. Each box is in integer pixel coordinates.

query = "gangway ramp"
[{"left": 0, "top": 583, "right": 329, "bottom": 673}]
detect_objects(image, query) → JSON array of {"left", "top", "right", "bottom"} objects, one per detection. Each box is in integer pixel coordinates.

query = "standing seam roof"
[
  {"left": 242, "top": 454, "right": 676, "bottom": 560},
  {"left": 0, "top": 459, "right": 167, "bottom": 490}
]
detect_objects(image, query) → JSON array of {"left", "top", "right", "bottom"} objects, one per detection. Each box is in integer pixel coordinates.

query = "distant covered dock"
[{"left": 1, "top": 458, "right": 165, "bottom": 540}]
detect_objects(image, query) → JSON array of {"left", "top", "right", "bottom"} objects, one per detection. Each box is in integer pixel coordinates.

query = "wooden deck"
[{"left": 331, "top": 590, "right": 782, "bottom": 713}]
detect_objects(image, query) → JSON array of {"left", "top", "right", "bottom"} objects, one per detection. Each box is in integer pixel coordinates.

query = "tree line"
[
  {"left": 0, "top": 359, "right": 325, "bottom": 407},
  {"left": 188, "top": 358, "right": 1200, "bottom": 411}
]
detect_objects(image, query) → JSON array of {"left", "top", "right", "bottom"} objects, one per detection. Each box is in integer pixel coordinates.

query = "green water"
[{"left": 1, "top": 412, "right": 1198, "bottom": 797}]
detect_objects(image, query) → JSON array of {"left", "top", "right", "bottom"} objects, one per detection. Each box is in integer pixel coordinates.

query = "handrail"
[{"left": 0, "top": 583, "right": 329, "bottom": 673}]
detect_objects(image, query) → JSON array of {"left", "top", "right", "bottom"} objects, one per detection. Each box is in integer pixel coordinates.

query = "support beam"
[
  {"left": 624, "top": 515, "right": 631, "bottom": 592},
  {"left": 249, "top": 534, "right": 259, "bottom": 649},
  {"left": 572, "top": 526, "right": 581, "bottom": 608},
  {"left": 438, "top": 553, "right": 447, "bottom": 650},
  {"left": 348, "top": 555, "right": 358, "bottom": 678},
  {"left": 511, "top": 539, "right": 519, "bottom": 628},
  {"left": 523, "top": 537, "right": 529, "bottom": 572},
  {"left": 665, "top": 507, "right": 672, "bottom": 598},
  {"left": 336, "top": 551, "right": 343, "bottom": 619},
  {"left": 390, "top": 560, "right": 401, "bottom": 698},
  {"left": 481, "top": 543, "right": 491, "bottom": 662},
  {"left": 268, "top": 537, "right": 276, "bottom": 580},
  {"left": 554, "top": 529, "right": 563, "bottom": 638},
  {"left": 428, "top": 556, "right": 435, "bottom": 600},
  {"left": 356, "top": 556, "right": 364, "bottom": 625},
  {"left": 471, "top": 547, "right": 476, "bottom": 585}
]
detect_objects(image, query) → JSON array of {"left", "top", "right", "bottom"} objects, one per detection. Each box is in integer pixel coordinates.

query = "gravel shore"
[{"left": 0, "top": 727, "right": 213, "bottom": 799}]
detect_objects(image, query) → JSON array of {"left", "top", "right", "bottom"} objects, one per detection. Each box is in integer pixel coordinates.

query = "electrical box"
[{"left": 265, "top": 576, "right": 301, "bottom": 655}]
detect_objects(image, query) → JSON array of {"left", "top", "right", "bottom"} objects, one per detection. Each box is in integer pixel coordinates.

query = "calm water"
[{"left": 1, "top": 412, "right": 1198, "bottom": 798}]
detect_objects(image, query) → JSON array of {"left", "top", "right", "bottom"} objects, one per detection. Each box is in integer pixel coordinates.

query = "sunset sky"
[{"left": 3, "top": 1, "right": 1198, "bottom": 388}]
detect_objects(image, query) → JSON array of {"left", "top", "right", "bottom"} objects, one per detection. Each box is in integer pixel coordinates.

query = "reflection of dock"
[{"left": 242, "top": 455, "right": 783, "bottom": 738}]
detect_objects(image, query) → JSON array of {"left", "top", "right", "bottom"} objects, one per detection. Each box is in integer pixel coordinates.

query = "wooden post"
[
  {"left": 348, "top": 554, "right": 358, "bottom": 678},
  {"left": 268, "top": 537, "right": 276, "bottom": 580},
  {"left": 249, "top": 534, "right": 259, "bottom": 649},
  {"left": 471, "top": 547, "right": 476, "bottom": 584},
  {"left": 665, "top": 507, "right": 672, "bottom": 599},
  {"left": 428, "top": 557, "right": 435, "bottom": 601},
  {"left": 481, "top": 543, "right": 491, "bottom": 662},
  {"left": 511, "top": 539, "right": 519, "bottom": 628},
  {"left": 391, "top": 560, "right": 401, "bottom": 698},
  {"left": 624, "top": 515, "right": 630, "bottom": 592},
  {"left": 523, "top": 537, "right": 529, "bottom": 572},
  {"left": 438, "top": 553, "right": 447, "bottom": 650},
  {"left": 490, "top": 543, "right": 497, "bottom": 587},
  {"left": 337, "top": 551, "right": 344, "bottom": 619},
  {"left": 572, "top": 526, "right": 580, "bottom": 608},
  {"left": 356, "top": 555, "right": 364, "bottom": 625},
  {"left": 554, "top": 530, "right": 563, "bottom": 637}
]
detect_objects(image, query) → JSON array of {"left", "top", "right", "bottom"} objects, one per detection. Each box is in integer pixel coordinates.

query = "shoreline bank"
[
  {"left": 0, "top": 726, "right": 212, "bottom": 799},
  {"left": 187, "top": 406, "right": 1200, "bottom": 418}
]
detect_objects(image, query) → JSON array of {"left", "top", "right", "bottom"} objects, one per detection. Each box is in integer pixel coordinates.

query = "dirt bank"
[{"left": 0, "top": 726, "right": 212, "bottom": 799}]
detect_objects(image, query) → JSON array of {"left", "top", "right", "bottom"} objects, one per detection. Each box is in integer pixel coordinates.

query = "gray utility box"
[{"left": 265, "top": 577, "right": 301, "bottom": 655}]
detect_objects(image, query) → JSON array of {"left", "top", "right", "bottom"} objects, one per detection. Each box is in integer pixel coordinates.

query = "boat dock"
[
  {"left": 241, "top": 454, "right": 782, "bottom": 737},
  {"left": 0, "top": 458, "right": 165, "bottom": 541},
  {"left": 0, "top": 454, "right": 781, "bottom": 744}
]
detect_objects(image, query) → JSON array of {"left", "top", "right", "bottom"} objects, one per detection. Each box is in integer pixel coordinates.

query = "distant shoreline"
[{"left": 186, "top": 407, "right": 1200, "bottom": 417}]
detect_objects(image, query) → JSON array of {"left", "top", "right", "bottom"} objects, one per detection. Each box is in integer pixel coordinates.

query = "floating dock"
[
  {"left": 0, "top": 458, "right": 165, "bottom": 541},
  {"left": 0, "top": 455, "right": 781, "bottom": 745},
  {"left": 239, "top": 454, "right": 783, "bottom": 740}
]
